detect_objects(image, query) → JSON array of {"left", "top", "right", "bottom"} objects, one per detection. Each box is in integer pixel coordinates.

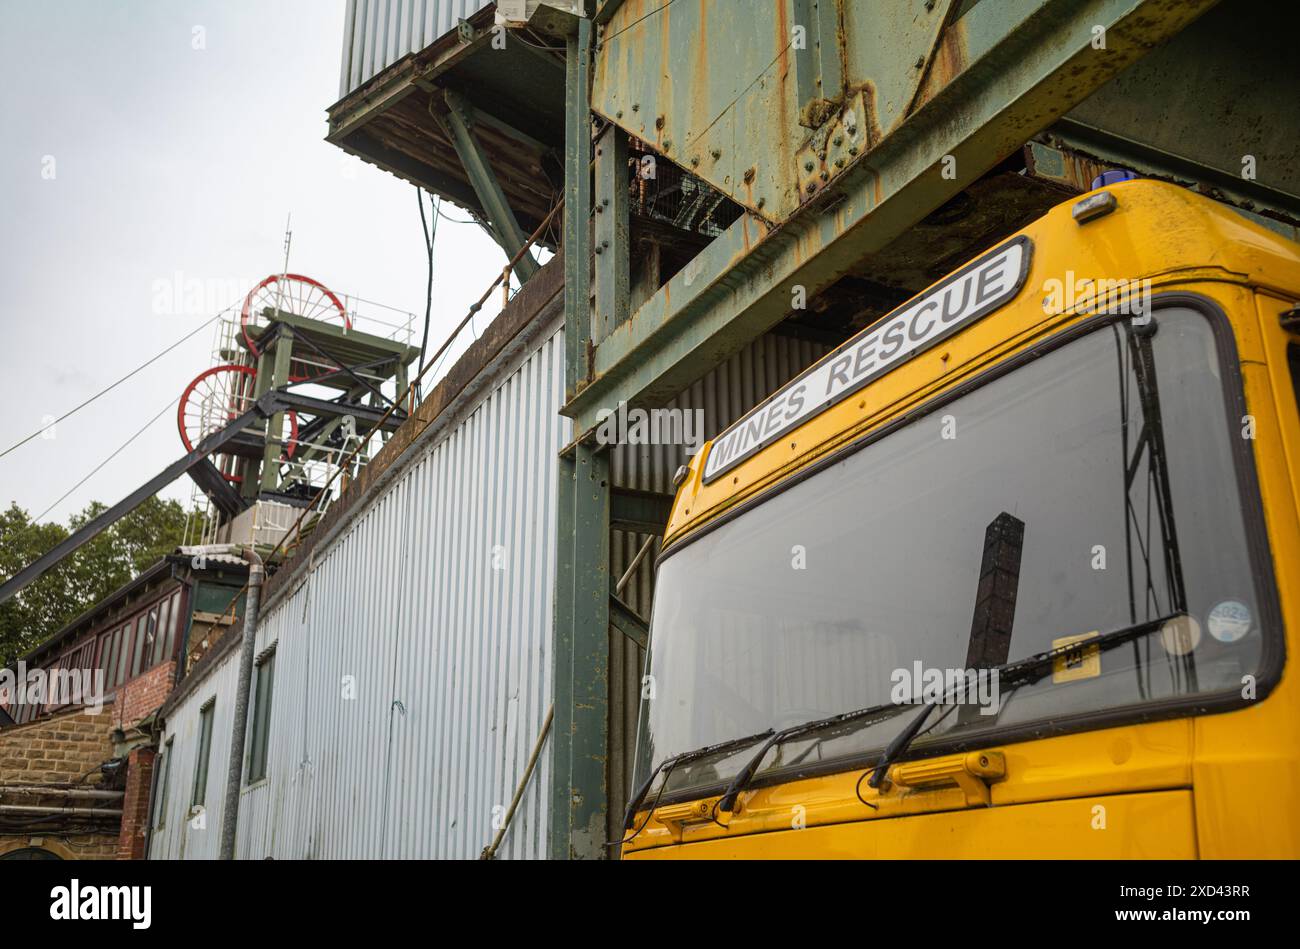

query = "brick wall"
[
  {"left": 116, "top": 745, "right": 156, "bottom": 860},
  {"left": 115, "top": 661, "right": 176, "bottom": 728},
  {"left": 0, "top": 706, "right": 122, "bottom": 860}
]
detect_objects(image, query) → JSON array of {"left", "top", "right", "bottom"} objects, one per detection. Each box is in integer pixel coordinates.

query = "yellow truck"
[{"left": 623, "top": 179, "right": 1300, "bottom": 859}]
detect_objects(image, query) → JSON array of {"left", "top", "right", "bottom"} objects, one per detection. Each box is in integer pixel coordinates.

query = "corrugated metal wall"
[
  {"left": 152, "top": 325, "right": 567, "bottom": 859},
  {"left": 339, "top": 0, "right": 493, "bottom": 98},
  {"left": 150, "top": 322, "right": 826, "bottom": 859}
]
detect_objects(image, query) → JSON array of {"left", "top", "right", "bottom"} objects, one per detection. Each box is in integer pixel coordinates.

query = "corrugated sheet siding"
[
  {"left": 150, "top": 323, "right": 826, "bottom": 859},
  {"left": 152, "top": 327, "right": 566, "bottom": 859},
  {"left": 339, "top": 0, "right": 494, "bottom": 97},
  {"left": 605, "top": 332, "right": 830, "bottom": 845}
]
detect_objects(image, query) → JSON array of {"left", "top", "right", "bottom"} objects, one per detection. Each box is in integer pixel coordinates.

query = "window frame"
[
  {"left": 245, "top": 647, "right": 276, "bottom": 785},
  {"left": 643, "top": 295, "right": 1285, "bottom": 803},
  {"left": 191, "top": 698, "right": 216, "bottom": 810}
]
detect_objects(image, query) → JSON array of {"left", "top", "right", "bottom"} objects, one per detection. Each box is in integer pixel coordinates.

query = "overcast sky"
[{"left": 0, "top": 0, "right": 512, "bottom": 526}]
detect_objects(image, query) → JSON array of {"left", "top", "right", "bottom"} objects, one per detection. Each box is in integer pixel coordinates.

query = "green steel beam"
[
  {"left": 593, "top": 123, "right": 630, "bottom": 344},
  {"left": 568, "top": 441, "right": 610, "bottom": 859},
  {"left": 549, "top": 453, "right": 577, "bottom": 860},
  {"left": 791, "top": 0, "right": 845, "bottom": 128},
  {"left": 563, "top": 19, "right": 593, "bottom": 399},
  {"left": 259, "top": 325, "right": 296, "bottom": 492},
  {"left": 565, "top": 0, "right": 1218, "bottom": 435},
  {"left": 593, "top": 0, "right": 626, "bottom": 27},
  {"left": 610, "top": 488, "right": 673, "bottom": 535},
  {"left": 609, "top": 593, "right": 649, "bottom": 650},
  {"left": 552, "top": 15, "right": 608, "bottom": 862},
  {"left": 441, "top": 88, "right": 540, "bottom": 283}
]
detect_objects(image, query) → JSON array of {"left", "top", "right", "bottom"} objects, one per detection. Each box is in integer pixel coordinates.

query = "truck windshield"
[{"left": 633, "top": 307, "right": 1272, "bottom": 801}]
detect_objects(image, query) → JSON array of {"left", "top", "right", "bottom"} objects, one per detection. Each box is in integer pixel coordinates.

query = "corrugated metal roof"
[{"left": 339, "top": 0, "right": 495, "bottom": 98}]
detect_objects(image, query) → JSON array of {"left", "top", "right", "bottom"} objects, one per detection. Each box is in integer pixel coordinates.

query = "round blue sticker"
[{"left": 1207, "top": 600, "right": 1252, "bottom": 643}]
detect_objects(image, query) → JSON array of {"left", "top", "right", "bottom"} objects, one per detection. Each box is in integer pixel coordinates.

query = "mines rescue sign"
[{"left": 702, "top": 236, "right": 1032, "bottom": 483}]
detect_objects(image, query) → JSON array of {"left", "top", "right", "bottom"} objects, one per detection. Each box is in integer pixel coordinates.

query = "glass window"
[
  {"left": 114, "top": 625, "right": 131, "bottom": 686},
  {"left": 141, "top": 607, "right": 159, "bottom": 668},
  {"left": 165, "top": 591, "right": 183, "bottom": 661},
  {"left": 192, "top": 701, "right": 215, "bottom": 809},
  {"left": 634, "top": 308, "right": 1275, "bottom": 799},
  {"left": 130, "top": 616, "right": 148, "bottom": 679},
  {"left": 152, "top": 601, "right": 169, "bottom": 666},
  {"left": 246, "top": 651, "right": 275, "bottom": 784}
]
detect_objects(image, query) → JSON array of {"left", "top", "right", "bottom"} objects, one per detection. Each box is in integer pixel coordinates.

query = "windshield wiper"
[
  {"left": 623, "top": 728, "right": 774, "bottom": 831},
  {"left": 866, "top": 611, "right": 1181, "bottom": 789},
  {"left": 715, "top": 612, "right": 1182, "bottom": 815},
  {"left": 716, "top": 700, "right": 911, "bottom": 814}
]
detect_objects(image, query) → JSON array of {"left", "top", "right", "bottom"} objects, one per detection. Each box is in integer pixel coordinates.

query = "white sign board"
[{"left": 702, "top": 236, "right": 1032, "bottom": 483}]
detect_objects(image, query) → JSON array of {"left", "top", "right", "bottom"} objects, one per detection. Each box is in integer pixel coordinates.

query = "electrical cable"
[
  {"left": 415, "top": 186, "right": 439, "bottom": 399},
  {"left": 0, "top": 310, "right": 225, "bottom": 461},
  {"left": 32, "top": 397, "right": 175, "bottom": 525},
  {"left": 435, "top": 205, "right": 476, "bottom": 226},
  {"left": 598, "top": 0, "right": 679, "bottom": 47}
]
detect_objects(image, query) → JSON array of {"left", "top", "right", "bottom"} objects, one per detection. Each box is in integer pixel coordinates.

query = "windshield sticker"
[
  {"left": 1207, "top": 600, "right": 1252, "bottom": 643},
  {"left": 1160, "top": 615, "right": 1202, "bottom": 656},
  {"left": 1052, "top": 631, "right": 1102, "bottom": 683},
  {"left": 702, "top": 235, "right": 1032, "bottom": 483}
]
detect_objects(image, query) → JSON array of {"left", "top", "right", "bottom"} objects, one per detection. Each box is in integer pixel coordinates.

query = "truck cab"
[{"left": 623, "top": 179, "right": 1300, "bottom": 859}]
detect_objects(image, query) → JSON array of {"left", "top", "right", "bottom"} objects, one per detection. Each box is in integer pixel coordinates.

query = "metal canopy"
[{"left": 326, "top": 5, "right": 566, "bottom": 249}]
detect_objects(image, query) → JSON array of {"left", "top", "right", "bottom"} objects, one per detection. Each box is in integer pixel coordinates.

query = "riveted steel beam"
[
  {"left": 566, "top": 0, "right": 1218, "bottom": 436},
  {"left": 552, "top": 15, "right": 609, "bottom": 862},
  {"left": 593, "top": 123, "right": 630, "bottom": 344}
]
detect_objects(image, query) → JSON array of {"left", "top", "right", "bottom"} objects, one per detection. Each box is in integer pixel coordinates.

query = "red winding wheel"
[
  {"left": 241, "top": 273, "right": 349, "bottom": 356},
  {"left": 177, "top": 364, "right": 299, "bottom": 482}
]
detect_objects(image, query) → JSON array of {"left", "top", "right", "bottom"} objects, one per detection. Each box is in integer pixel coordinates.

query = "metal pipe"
[
  {"left": 615, "top": 535, "right": 655, "bottom": 596},
  {"left": 0, "top": 786, "right": 123, "bottom": 800},
  {"left": 0, "top": 804, "right": 123, "bottom": 817},
  {"left": 180, "top": 543, "right": 264, "bottom": 860},
  {"left": 142, "top": 744, "right": 163, "bottom": 861},
  {"left": 480, "top": 704, "right": 553, "bottom": 860}
]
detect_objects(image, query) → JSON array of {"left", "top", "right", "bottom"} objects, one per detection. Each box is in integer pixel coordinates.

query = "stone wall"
[{"left": 0, "top": 705, "right": 122, "bottom": 860}]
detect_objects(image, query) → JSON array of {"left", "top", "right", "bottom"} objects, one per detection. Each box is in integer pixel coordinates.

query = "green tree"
[{"left": 0, "top": 497, "right": 196, "bottom": 667}]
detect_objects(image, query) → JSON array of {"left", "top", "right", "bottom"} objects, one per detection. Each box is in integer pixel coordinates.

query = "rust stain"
[
  {"left": 773, "top": 0, "right": 794, "bottom": 211},
  {"left": 656, "top": 0, "right": 673, "bottom": 154},
  {"left": 910, "top": 17, "right": 970, "bottom": 117},
  {"left": 858, "top": 80, "right": 883, "bottom": 150},
  {"left": 691, "top": 0, "right": 710, "bottom": 149},
  {"left": 741, "top": 165, "right": 756, "bottom": 207}
]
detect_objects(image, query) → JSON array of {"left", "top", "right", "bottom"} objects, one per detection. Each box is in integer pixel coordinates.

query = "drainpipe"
[{"left": 178, "top": 544, "right": 263, "bottom": 860}]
